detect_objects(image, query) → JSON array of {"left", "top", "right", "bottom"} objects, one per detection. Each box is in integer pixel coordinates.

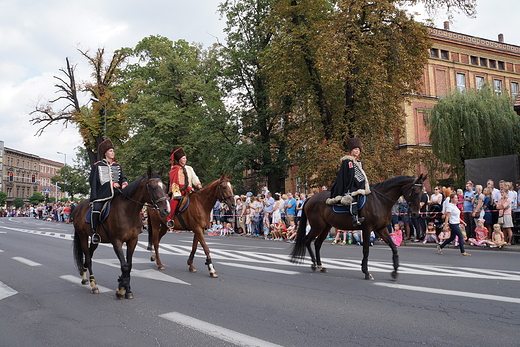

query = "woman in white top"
[
  {"left": 437, "top": 193, "right": 471, "bottom": 256},
  {"left": 430, "top": 187, "right": 443, "bottom": 205}
]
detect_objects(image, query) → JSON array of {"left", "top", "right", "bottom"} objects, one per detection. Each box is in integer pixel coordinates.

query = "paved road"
[{"left": 1, "top": 217, "right": 519, "bottom": 346}]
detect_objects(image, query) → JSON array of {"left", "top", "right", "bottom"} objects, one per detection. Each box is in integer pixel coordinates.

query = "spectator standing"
[
  {"left": 506, "top": 182, "right": 517, "bottom": 209},
  {"left": 482, "top": 187, "right": 493, "bottom": 237},
  {"left": 487, "top": 179, "right": 500, "bottom": 225},
  {"left": 470, "top": 184, "right": 485, "bottom": 238},
  {"left": 262, "top": 192, "right": 275, "bottom": 239},
  {"left": 430, "top": 187, "right": 443, "bottom": 205},
  {"left": 296, "top": 193, "right": 307, "bottom": 227},
  {"left": 284, "top": 192, "right": 297, "bottom": 225},
  {"left": 437, "top": 194, "right": 470, "bottom": 256},
  {"left": 496, "top": 188, "right": 513, "bottom": 245}
]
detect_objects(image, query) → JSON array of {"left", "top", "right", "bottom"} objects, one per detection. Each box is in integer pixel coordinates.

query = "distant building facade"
[
  {"left": 0, "top": 143, "right": 64, "bottom": 207},
  {"left": 401, "top": 23, "right": 520, "bottom": 183}
]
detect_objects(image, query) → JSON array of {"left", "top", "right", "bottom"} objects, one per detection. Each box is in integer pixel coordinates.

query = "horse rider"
[
  {"left": 326, "top": 137, "right": 371, "bottom": 225},
  {"left": 166, "top": 147, "right": 202, "bottom": 228},
  {"left": 88, "top": 139, "right": 128, "bottom": 243}
]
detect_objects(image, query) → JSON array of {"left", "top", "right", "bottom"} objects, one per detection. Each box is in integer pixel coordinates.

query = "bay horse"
[
  {"left": 291, "top": 174, "right": 426, "bottom": 280},
  {"left": 72, "top": 168, "right": 170, "bottom": 299},
  {"left": 146, "top": 174, "right": 235, "bottom": 277}
]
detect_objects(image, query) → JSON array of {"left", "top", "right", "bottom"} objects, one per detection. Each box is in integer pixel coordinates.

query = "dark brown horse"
[
  {"left": 146, "top": 174, "right": 235, "bottom": 277},
  {"left": 291, "top": 174, "right": 426, "bottom": 280},
  {"left": 72, "top": 168, "right": 170, "bottom": 299}
]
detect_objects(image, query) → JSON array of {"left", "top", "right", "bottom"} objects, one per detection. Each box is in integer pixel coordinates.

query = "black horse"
[
  {"left": 291, "top": 174, "right": 427, "bottom": 280},
  {"left": 72, "top": 168, "right": 170, "bottom": 299}
]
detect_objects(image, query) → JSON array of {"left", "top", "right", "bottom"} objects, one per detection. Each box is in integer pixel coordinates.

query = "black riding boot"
[
  {"left": 350, "top": 199, "right": 365, "bottom": 226},
  {"left": 91, "top": 210, "right": 101, "bottom": 244}
]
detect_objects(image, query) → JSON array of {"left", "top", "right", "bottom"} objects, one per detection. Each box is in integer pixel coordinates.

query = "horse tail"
[
  {"left": 73, "top": 228, "right": 84, "bottom": 274},
  {"left": 290, "top": 208, "right": 308, "bottom": 263}
]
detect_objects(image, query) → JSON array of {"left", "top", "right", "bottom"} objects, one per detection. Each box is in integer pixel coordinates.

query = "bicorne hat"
[{"left": 98, "top": 139, "right": 114, "bottom": 158}]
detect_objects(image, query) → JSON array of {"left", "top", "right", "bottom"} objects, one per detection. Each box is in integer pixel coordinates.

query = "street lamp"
[
  {"left": 57, "top": 151, "right": 66, "bottom": 199},
  {"left": 90, "top": 97, "right": 107, "bottom": 139}
]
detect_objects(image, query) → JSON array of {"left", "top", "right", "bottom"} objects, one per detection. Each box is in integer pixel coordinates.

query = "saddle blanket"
[
  {"left": 332, "top": 195, "right": 366, "bottom": 214},
  {"left": 85, "top": 201, "right": 111, "bottom": 224}
]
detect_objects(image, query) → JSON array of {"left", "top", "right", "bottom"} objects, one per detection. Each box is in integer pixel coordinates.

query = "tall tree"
[
  {"left": 426, "top": 85, "right": 520, "bottom": 185},
  {"left": 30, "top": 48, "right": 131, "bottom": 164},
  {"left": 262, "top": 0, "right": 431, "bottom": 186},
  {"left": 219, "top": 0, "right": 290, "bottom": 193},
  {"left": 117, "top": 36, "right": 240, "bottom": 184}
]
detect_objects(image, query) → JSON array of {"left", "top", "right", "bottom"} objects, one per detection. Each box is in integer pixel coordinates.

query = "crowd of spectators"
[{"left": 0, "top": 202, "right": 76, "bottom": 224}]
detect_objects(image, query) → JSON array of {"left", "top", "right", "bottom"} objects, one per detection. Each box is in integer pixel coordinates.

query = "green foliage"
[
  {"left": 13, "top": 198, "right": 25, "bottom": 209},
  {"left": 426, "top": 85, "right": 520, "bottom": 183},
  {"left": 117, "top": 36, "right": 242, "bottom": 186},
  {"left": 0, "top": 191, "right": 7, "bottom": 207},
  {"left": 29, "top": 192, "right": 46, "bottom": 205}
]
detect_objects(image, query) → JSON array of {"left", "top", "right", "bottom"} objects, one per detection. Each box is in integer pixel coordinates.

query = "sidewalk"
[{"left": 377, "top": 239, "right": 520, "bottom": 252}]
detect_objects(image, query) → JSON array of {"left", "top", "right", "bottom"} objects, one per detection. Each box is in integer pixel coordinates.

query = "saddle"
[
  {"left": 331, "top": 195, "right": 367, "bottom": 214},
  {"left": 85, "top": 201, "right": 111, "bottom": 224}
]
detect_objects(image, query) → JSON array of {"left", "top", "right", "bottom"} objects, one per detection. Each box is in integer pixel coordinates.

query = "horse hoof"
[
  {"left": 210, "top": 272, "right": 218, "bottom": 278},
  {"left": 81, "top": 279, "right": 89, "bottom": 285},
  {"left": 365, "top": 274, "right": 375, "bottom": 280},
  {"left": 151, "top": 255, "right": 156, "bottom": 262},
  {"left": 391, "top": 271, "right": 398, "bottom": 280},
  {"left": 125, "top": 292, "right": 134, "bottom": 299},
  {"left": 116, "top": 288, "right": 125, "bottom": 299},
  {"left": 90, "top": 288, "right": 99, "bottom": 294},
  {"left": 158, "top": 265, "right": 165, "bottom": 270},
  {"left": 311, "top": 265, "right": 317, "bottom": 272},
  {"left": 320, "top": 268, "right": 328, "bottom": 273},
  {"left": 189, "top": 268, "right": 197, "bottom": 273}
]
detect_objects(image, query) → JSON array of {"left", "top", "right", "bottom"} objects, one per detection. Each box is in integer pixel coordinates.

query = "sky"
[{"left": 1, "top": 0, "right": 519, "bottom": 166}]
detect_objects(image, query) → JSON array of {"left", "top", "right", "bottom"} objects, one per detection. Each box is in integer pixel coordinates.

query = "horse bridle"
[
  {"left": 193, "top": 179, "right": 234, "bottom": 207},
  {"left": 118, "top": 177, "right": 169, "bottom": 210}
]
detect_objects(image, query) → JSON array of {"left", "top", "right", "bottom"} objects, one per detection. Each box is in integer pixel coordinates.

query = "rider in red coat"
[{"left": 166, "top": 148, "right": 202, "bottom": 228}]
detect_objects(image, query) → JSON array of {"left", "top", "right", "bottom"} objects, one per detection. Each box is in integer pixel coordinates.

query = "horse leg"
[
  {"left": 113, "top": 240, "right": 133, "bottom": 299},
  {"left": 197, "top": 231, "right": 217, "bottom": 278},
  {"left": 87, "top": 243, "right": 99, "bottom": 293},
  {"left": 360, "top": 229, "right": 374, "bottom": 280},
  {"left": 314, "top": 227, "right": 330, "bottom": 273},
  {"left": 377, "top": 227, "right": 399, "bottom": 280},
  {"left": 152, "top": 223, "right": 167, "bottom": 270},
  {"left": 187, "top": 234, "right": 198, "bottom": 273},
  {"left": 305, "top": 235, "right": 318, "bottom": 271}
]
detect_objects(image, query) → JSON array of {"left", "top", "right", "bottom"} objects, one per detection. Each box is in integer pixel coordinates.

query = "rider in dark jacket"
[
  {"left": 326, "top": 137, "right": 371, "bottom": 225},
  {"left": 88, "top": 139, "right": 128, "bottom": 243}
]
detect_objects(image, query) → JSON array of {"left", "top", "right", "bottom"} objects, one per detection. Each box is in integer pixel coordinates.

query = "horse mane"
[
  {"left": 117, "top": 172, "right": 161, "bottom": 199},
  {"left": 371, "top": 175, "right": 414, "bottom": 190}
]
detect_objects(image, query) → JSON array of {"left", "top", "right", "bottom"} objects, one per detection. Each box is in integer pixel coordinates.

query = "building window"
[
  {"left": 441, "top": 50, "right": 449, "bottom": 60},
  {"left": 489, "top": 60, "right": 497, "bottom": 69},
  {"left": 480, "top": 58, "right": 488, "bottom": 67},
  {"left": 476, "top": 76, "right": 485, "bottom": 90},
  {"left": 494, "top": 79, "right": 503, "bottom": 95},
  {"left": 511, "top": 82, "right": 519, "bottom": 101},
  {"left": 456, "top": 73, "right": 466, "bottom": 92},
  {"left": 430, "top": 48, "right": 439, "bottom": 58},
  {"left": 498, "top": 61, "right": 505, "bottom": 70},
  {"left": 471, "top": 56, "right": 479, "bottom": 65}
]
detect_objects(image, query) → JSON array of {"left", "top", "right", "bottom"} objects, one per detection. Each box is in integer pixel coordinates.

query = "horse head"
[
  {"left": 146, "top": 166, "right": 170, "bottom": 218},
  {"left": 218, "top": 173, "right": 235, "bottom": 210},
  {"left": 405, "top": 173, "right": 427, "bottom": 219}
]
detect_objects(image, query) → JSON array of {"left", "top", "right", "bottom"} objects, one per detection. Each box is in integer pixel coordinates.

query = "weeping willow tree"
[{"left": 426, "top": 85, "right": 520, "bottom": 185}]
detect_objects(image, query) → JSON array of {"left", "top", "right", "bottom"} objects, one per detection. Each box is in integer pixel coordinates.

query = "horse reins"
[
  {"left": 117, "top": 178, "right": 168, "bottom": 210},
  {"left": 193, "top": 179, "right": 234, "bottom": 206},
  {"left": 371, "top": 177, "right": 423, "bottom": 207}
]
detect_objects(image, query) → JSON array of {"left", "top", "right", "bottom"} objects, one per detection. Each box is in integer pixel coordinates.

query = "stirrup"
[
  {"left": 356, "top": 217, "right": 365, "bottom": 225},
  {"left": 91, "top": 233, "right": 101, "bottom": 244},
  {"left": 166, "top": 220, "right": 174, "bottom": 228}
]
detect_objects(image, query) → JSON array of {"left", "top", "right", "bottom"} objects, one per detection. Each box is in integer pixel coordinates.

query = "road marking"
[
  {"left": 93, "top": 258, "right": 191, "bottom": 285},
  {"left": 12, "top": 257, "right": 41, "bottom": 267},
  {"left": 159, "top": 311, "right": 284, "bottom": 347},
  {"left": 374, "top": 282, "right": 520, "bottom": 304},
  {"left": 219, "top": 262, "right": 300, "bottom": 275},
  {"left": 0, "top": 281, "right": 18, "bottom": 300},
  {"left": 60, "top": 275, "right": 113, "bottom": 293}
]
